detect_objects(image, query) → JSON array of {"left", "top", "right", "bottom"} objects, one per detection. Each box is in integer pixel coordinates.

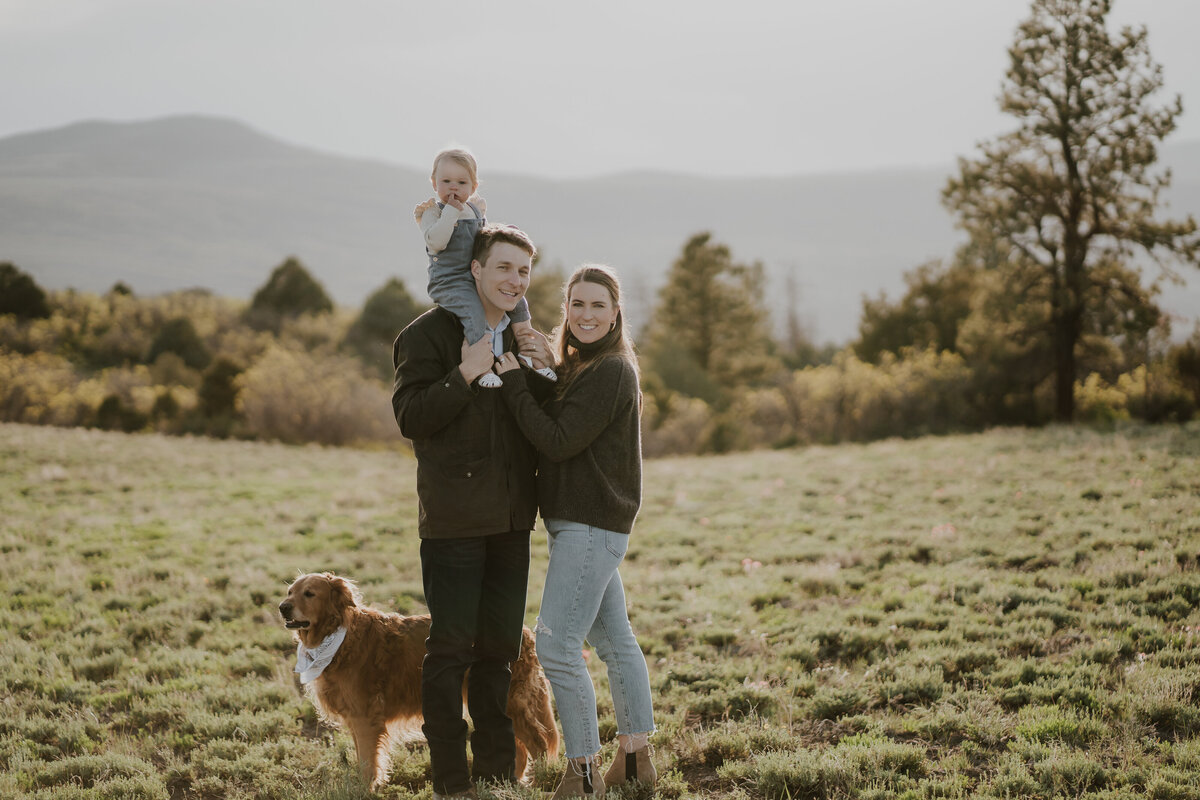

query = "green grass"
[{"left": 1, "top": 421, "right": 1198, "bottom": 799}]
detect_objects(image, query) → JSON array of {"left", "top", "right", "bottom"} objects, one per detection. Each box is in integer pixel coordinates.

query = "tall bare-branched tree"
[{"left": 944, "top": 0, "right": 1199, "bottom": 421}]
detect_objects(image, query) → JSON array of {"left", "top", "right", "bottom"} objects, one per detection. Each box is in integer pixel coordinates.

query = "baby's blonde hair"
[{"left": 430, "top": 147, "right": 479, "bottom": 187}]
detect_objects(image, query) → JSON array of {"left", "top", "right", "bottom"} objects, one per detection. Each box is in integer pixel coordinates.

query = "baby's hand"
[
  {"left": 413, "top": 198, "right": 436, "bottom": 222},
  {"left": 444, "top": 195, "right": 465, "bottom": 212}
]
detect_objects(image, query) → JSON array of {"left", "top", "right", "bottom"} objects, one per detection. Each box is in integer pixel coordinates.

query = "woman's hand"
[
  {"left": 496, "top": 351, "right": 521, "bottom": 374},
  {"left": 518, "top": 328, "right": 555, "bottom": 369}
]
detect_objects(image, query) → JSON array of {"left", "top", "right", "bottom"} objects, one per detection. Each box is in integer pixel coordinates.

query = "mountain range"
[{"left": 2, "top": 115, "right": 1199, "bottom": 343}]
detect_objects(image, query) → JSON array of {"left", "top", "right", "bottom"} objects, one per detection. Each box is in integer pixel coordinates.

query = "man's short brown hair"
[{"left": 471, "top": 224, "right": 537, "bottom": 267}]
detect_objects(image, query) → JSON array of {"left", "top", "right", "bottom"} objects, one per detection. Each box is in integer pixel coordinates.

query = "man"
[{"left": 392, "top": 224, "right": 552, "bottom": 799}]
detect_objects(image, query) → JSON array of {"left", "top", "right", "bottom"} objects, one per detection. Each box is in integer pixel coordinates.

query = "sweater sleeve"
[
  {"left": 419, "top": 203, "right": 461, "bottom": 253},
  {"left": 500, "top": 357, "right": 633, "bottom": 462}
]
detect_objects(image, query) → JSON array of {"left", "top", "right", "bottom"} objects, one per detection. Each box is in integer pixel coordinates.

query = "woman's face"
[{"left": 567, "top": 280, "right": 618, "bottom": 344}]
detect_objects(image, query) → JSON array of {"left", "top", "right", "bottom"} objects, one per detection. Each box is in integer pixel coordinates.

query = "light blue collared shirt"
[{"left": 486, "top": 314, "right": 511, "bottom": 358}]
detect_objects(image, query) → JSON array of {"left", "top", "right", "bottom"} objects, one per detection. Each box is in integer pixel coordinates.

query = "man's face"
[{"left": 471, "top": 242, "right": 532, "bottom": 319}]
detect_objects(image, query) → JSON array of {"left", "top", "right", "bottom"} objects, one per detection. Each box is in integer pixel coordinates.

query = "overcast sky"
[{"left": 1, "top": 0, "right": 1198, "bottom": 179}]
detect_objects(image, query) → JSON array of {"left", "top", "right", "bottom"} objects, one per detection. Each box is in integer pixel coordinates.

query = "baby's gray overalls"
[{"left": 426, "top": 200, "right": 530, "bottom": 345}]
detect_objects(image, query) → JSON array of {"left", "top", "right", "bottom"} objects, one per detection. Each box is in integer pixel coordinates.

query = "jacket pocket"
[
  {"left": 417, "top": 455, "right": 502, "bottom": 530},
  {"left": 431, "top": 454, "right": 491, "bottom": 481}
]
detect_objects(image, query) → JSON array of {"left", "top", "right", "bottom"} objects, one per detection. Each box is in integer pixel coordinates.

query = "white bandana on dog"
[{"left": 295, "top": 626, "right": 347, "bottom": 684}]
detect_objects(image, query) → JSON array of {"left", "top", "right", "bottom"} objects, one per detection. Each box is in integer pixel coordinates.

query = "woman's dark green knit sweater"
[{"left": 499, "top": 354, "right": 642, "bottom": 534}]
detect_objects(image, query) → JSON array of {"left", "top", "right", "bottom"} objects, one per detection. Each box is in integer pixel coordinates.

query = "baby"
[{"left": 414, "top": 147, "right": 554, "bottom": 387}]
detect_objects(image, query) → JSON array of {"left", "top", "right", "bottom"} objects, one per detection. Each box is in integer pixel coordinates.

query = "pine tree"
[
  {"left": 644, "top": 232, "right": 777, "bottom": 404},
  {"left": 248, "top": 257, "right": 333, "bottom": 324},
  {"left": 343, "top": 277, "right": 427, "bottom": 379},
  {"left": 0, "top": 262, "right": 50, "bottom": 319},
  {"left": 855, "top": 260, "right": 976, "bottom": 364},
  {"left": 943, "top": 0, "right": 1199, "bottom": 421}
]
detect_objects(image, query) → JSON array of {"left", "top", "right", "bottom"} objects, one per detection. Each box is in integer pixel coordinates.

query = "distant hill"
[{"left": 2, "top": 115, "right": 1198, "bottom": 343}]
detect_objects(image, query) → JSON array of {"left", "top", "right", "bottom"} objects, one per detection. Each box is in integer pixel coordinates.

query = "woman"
[{"left": 496, "top": 264, "right": 656, "bottom": 798}]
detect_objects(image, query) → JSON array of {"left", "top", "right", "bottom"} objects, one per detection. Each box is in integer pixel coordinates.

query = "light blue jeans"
[{"left": 536, "top": 519, "right": 656, "bottom": 759}]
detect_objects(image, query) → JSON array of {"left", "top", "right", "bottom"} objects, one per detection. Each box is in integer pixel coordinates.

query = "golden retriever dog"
[{"left": 278, "top": 572, "right": 559, "bottom": 790}]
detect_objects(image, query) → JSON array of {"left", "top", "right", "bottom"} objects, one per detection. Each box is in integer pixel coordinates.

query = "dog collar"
[{"left": 295, "top": 626, "right": 347, "bottom": 684}]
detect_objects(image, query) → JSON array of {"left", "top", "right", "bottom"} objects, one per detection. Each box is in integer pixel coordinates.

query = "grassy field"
[{"left": 1, "top": 421, "right": 1199, "bottom": 800}]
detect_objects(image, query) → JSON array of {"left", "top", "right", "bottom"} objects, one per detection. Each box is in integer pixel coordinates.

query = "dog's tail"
[{"left": 510, "top": 626, "right": 560, "bottom": 773}]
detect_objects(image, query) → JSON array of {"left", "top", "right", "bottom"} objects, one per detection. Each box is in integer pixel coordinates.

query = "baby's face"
[{"left": 432, "top": 160, "right": 476, "bottom": 205}]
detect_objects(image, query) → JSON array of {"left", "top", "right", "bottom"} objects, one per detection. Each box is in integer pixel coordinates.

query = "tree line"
[{"left": 2, "top": 0, "right": 1198, "bottom": 453}]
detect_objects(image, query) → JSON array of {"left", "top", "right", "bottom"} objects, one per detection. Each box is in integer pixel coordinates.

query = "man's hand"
[
  {"left": 459, "top": 334, "right": 496, "bottom": 385},
  {"left": 518, "top": 328, "right": 555, "bottom": 369}
]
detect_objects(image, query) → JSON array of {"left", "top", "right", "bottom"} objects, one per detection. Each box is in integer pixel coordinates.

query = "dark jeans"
[{"left": 420, "top": 530, "right": 530, "bottom": 795}]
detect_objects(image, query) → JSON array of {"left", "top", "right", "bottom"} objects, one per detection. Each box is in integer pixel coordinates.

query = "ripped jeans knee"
[{"left": 535, "top": 615, "right": 577, "bottom": 672}]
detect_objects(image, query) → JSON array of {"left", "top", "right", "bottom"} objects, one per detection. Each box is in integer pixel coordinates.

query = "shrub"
[
  {"left": 68, "top": 290, "right": 160, "bottom": 369},
  {"left": 95, "top": 393, "right": 147, "bottom": 432},
  {"left": 990, "top": 754, "right": 1039, "bottom": 797},
  {"left": 718, "top": 739, "right": 925, "bottom": 799},
  {"left": 1168, "top": 331, "right": 1200, "bottom": 406},
  {"left": 236, "top": 344, "right": 399, "bottom": 446},
  {"left": 8, "top": 714, "right": 104, "bottom": 759},
  {"left": 641, "top": 391, "right": 714, "bottom": 457},
  {"left": 72, "top": 650, "right": 129, "bottom": 682},
  {"left": 146, "top": 317, "right": 211, "bottom": 370},
  {"left": 196, "top": 356, "right": 243, "bottom": 420},
  {"left": 1031, "top": 748, "right": 1109, "bottom": 795},
  {"left": 1075, "top": 372, "right": 1130, "bottom": 423},
  {"left": 148, "top": 351, "right": 201, "bottom": 389},
  {"left": 942, "top": 646, "right": 999, "bottom": 680},
  {"left": 809, "top": 687, "right": 868, "bottom": 720},
  {"left": 724, "top": 386, "right": 796, "bottom": 450},
  {"left": 1016, "top": 706, "right": 1106, "bottom": 748},
  {"left": 769, "top": 349, "right": 977, "bottom": 446},
  {"left": 1146, "top": 775, "right": 1200, "bottom": 800},
  {"left": 815, "top": 627, "right": 890, "bottom": 663},
  {"left": 718, "top": 748, "right": 841, "bottom": 800},
  {"left": 782, "top": 642, "right": 819, "bottom": 669},
  {"left": 1119, "top": 364, "right": 1196, "bottom": 423},
  {"left": 1137, "top": 699, "right": 1200, "bottom": 739},
  {"left": 0, "top": 350, "right": 91, "bottom": 426},
  {"left": 876, "top": 666, "right": 945, "bottom": 708},
  {"left": 640, "top": 349, "right": 1197, "bottom": 453},
  {"left": 686, "top": 685, "right": 775, "bottom": 723},
  {"left": 31, "top": 752, "right": 159, "bottom": 790},
  {"left": 150, "top": 389, "right": 183, "bottom": 427},
  {"left": 1075, "top": 367, "right": 1196, "bottom": 424}
]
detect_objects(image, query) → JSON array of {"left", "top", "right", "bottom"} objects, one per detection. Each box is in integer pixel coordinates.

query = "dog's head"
[{"left": 279, "top": 572, "right": 361, "bottom": 645}]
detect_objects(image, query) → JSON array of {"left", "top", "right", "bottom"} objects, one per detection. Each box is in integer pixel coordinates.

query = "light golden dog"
[{"left": 279, "top": 572, "right": 559, "bottom": 790}]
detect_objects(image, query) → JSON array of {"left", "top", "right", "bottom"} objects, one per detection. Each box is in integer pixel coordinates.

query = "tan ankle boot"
[
  {"left": 603, "top": 746, "right": 657, "bottom": 787},
  {"left": 551, "top": 758, "right": 605, "bottom": 798}
]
